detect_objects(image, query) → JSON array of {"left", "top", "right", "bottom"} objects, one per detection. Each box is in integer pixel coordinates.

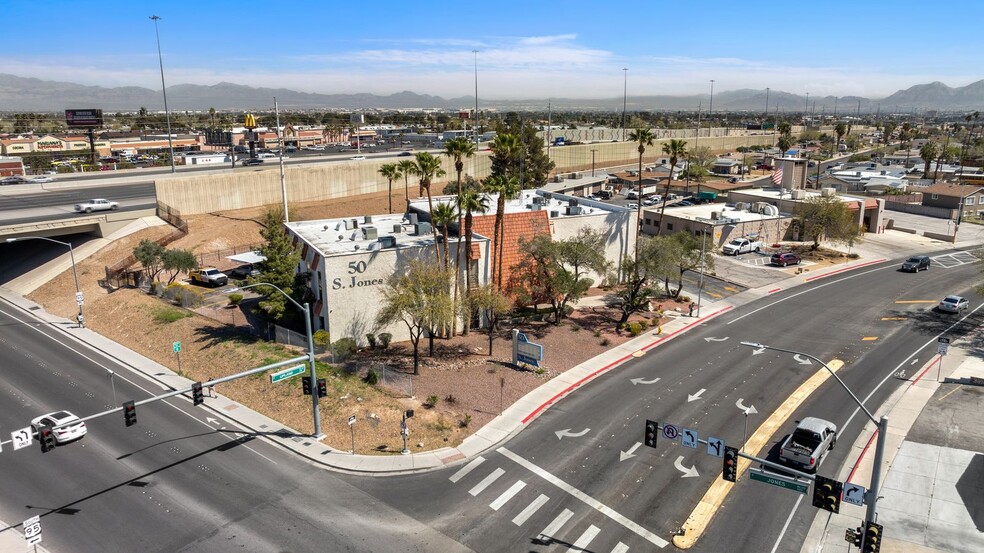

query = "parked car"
[
  {"left": 938, "top": 295, "right": 969, "bottom": 313},
  {"left": 229, "top": 264, "right": 261, "bottom": 280},
  {"left": 627, "top": 203, "right": 639, "bottom": 209},
  {"left": 901, "top": 255, "right": 930, "bottom": 272},
  {"left": 74, "top": 199, "right": 119, "bottom": 213},
  {"left": 31, "top": 176, "right": 54, "bottom": 183},
  {"left": 31, "top": 411, "right": 87, "bottom": 444},
  {"left": 397, "top": 151, "right": 414, "bottom": 157},
  {"left": 350, "top": 155, "right": 366, "bottom": 160},
  {"left": 723, "top": 238, "right": 763, "bottom": 256},
  {"left": 242, "top": 158, "right": 264, "bottom": 166},
  {"left": 189, "top": 267, "right": 229, "bottom": 287},
  {"left": 727, "top": 177, "right": 739, "bottom": 184},
  {"left": 771, "top": 252, "right": 802, "bottom": 267},
  {"left": 779, "top": 417, "right": 837, "bottom": 472},
  {"left": 0, "top": 176, "right": 29, "bottom": 185}
]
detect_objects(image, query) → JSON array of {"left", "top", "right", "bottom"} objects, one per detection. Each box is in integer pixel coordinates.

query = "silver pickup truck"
[{"left": 779, "top": 417, "right": 837, "bottom": 472}]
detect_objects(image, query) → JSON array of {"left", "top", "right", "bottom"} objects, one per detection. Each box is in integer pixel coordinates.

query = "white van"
[{"left": 257, "top": 152, "right": 277, "bottom": 159}]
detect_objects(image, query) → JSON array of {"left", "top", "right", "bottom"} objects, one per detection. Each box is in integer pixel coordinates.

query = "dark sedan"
[
  {"left": 770, "top": 252, "right": 801, "bottom": 267},
  {"left": 242, "top": 158, "right": 264, "bottom": 166},
  {"left": 901, "top": 255, "right": 930, "bottom": 272}
]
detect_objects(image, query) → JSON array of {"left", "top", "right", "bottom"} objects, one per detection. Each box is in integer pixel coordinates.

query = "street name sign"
[
  {"left": 173, "top": 341, "right": 181, "bottom": 353},
  {"left": 748, "top": 468, "right": 809, "bottom": 494},
  {"left": 270, "top": 364, "right": 306, "bottom": 383}
]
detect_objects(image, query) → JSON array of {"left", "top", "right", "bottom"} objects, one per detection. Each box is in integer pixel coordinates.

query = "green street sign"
[
  {"left": 270, "top": 364, "right": 306, "bottom": 384},
  {"left": 749, "top": 468, "right": 809, "bottom": 494},
  {"left": 172, "top": 341, "right": 181, "bottom": 353}
]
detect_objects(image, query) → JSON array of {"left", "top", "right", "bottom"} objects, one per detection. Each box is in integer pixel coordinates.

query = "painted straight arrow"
[
  {"left": 704, "top": 336, "right": 729, "bottom": 342},
  {"left": 206, "top": 417, "right": 221, "bottom": 425},
  {"left": 793, "top": 354, "right": 813, "bottom": 365},
  {"left": 555, "top": 428, "right": 590, "bottom": 440},
  {"left": 630, "top": 377, "right": 661, "bottom": 385},
  {"left": 674, "top": 456, "right": 699, "bottom": 478},
  {"left": 687, "top": 389, "right": 706, "bottom": 402},
  {"left": 620, "top": 442, "right": 642, "bottom": 462}
]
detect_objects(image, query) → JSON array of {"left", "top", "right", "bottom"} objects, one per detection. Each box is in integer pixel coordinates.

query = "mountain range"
[{"left": 0, "top": 73, "right": 981, "bottom": 113}]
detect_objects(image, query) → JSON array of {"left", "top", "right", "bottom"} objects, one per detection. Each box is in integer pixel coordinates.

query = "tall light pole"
[
  {"left": 740, "top": 342, "right": 888, "bottom": 544},
  {"left": 473, "top": 49, "right": 479, "bottom": 144},
  {"left": 622, "top": 68, "right": 628, "bottom": 141},
  {"left": 709, "top": 79, "right": 715, "bottom": 116},
  {"left": 764, "top": 87, "right": 770, "bottom": 118},
  {"left": 590, "top": 149, "right": 597, "bottom": 176},
  {"left": 7, "top": 236, "right": 83, "bottom": 327},
  {"left": 274, "top": 97, "right": 288, "bottom": 222},
  {"left": 228, "top": 282, "right": 323, "bottom": 438},
  {"left": 805, "top": 92, "right": 810, "bottom": 122},
  {"left": 149, "top": 15, "right": 176, "bottom": 174}
]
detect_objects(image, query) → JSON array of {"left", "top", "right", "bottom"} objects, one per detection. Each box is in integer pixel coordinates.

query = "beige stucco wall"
[{"left": 157, "top": 135, "right": 775, "bottom": 215}]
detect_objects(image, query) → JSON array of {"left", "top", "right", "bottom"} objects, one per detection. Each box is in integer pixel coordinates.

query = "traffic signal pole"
[{"left": 740, "top": 343, "right": 887, "bottom": 546}]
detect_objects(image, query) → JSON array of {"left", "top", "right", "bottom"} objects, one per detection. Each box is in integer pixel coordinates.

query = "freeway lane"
[
  {"left": 0, "top": 301, "right": 471, "bottom": 552},
  {"left": 349, "top": 253, "right": 982, "bottom": 552},
  {"left": 0, "top": 183, "right": 157, "bottom": 226}
]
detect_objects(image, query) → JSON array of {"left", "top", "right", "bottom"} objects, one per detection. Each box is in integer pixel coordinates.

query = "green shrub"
[
  {"left": 627, "top": 322, "right": 643, "bottom": 336},
  {"left": 600, "top": 337, "right": 611, "bottom": 346},
  {"left": 848, "top": 252, "right": 860, "bottom": 259},
  {"left": 593, "top": 329, "right": 602, "bottom": 337},
  {"left": 332, "top": 337, "right": 357, "bottom": 361},
  {"left": 638, "top": 319, "right": 649, "bottom": 329},
  {"left": 174, "top": 287, "right": 203, "bottom": 308},
  {"left": 162, "top": 283, "right": 184, "bottom": 302},
  {"left": 426, "top": 394, "right": 439, "bottom": 407},
  {"left": 571, "top": 324, "right": 581, "bottom": 332},
  {"left": 460, "top": 414, "right": 472, "bottom": 428},
  {"left": 227, "top": 293, "right": 244, "bottom": 307},
  {"left": 363, "top": 369, "right": 378, "bottom": 385},
  {"left": 313, "top": 329, "right": 331, "bottom": 350},
  {"left": 680, "top": 295, "right": 692, "bottom": 303},
  {"left": 445, "top": 394, "right": 457, "bottom": 404},
  {"left": 378, "top": 333, "right": 392, "bottom": 349},
  {"left": 366, "top": 333, "right": 377, "bottom": 349},
  {"left": 152, "top": 306, "right": 191, "bottom": 324}
]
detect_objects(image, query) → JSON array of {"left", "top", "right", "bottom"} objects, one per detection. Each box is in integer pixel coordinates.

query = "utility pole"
[
  {"left": 622, "top": 68, "right": 628, "bottom": 142},
  {"left": 274, "top": 97, "right": 288, "bottom": 222}
]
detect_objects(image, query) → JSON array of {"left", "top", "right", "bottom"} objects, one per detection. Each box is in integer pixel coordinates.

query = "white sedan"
[
  {"left": 938, "top": 295, "right": 969, "bottom": 313},
  {"left": 31, "top": 176, "right": 54, "bottom": 183},
  {"left": 31, "top": 411, "right": 87, "bottom": 444}
]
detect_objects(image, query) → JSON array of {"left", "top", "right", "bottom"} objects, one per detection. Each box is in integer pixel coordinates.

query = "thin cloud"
[{"left": 518, "top": 34, "right": 577, "bottom": 45}]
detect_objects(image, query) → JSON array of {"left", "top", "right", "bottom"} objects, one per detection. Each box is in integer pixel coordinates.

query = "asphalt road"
[
  {"left": 0, "top": 300, "right": 470, "bottom": 553},
  {"left": 0, "top": 183, "right": 157, "bottom": 226},
  {"left": 348, "top": 252, "right": 982, "bottom": 552}
]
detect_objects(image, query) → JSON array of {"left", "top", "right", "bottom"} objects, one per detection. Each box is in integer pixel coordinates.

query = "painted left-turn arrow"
[
  {"left": 674, "top": 456, "right": 699, "bottom": 478},
  {"left": 555, "top": 428, "right": 591, "bottom": 440},
  {"left": 630, "top": 377, "right": 661, "bottom": 385},
  {"left": 793, "top": 354, "right": 813, "bottom": 365},
  {"left": 704, "top": 336, "right": 729, "bottom": 342},
  {"left": 620, "top": 442, "right": 642, "bottom": 462},
  {"left": 687, "top": 388, "right": 706, "bottom": 402}
]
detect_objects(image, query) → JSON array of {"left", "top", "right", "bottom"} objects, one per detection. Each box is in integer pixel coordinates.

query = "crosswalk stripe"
[
  {"left": 611, "top": 542, "right": 630, "bottom": 553},
  {"left": 449, "top": 456, "right": 485, "bottom": 483},
  {"left": 538, "top": 508, "right": 574, "bottom": 541},
  {"left": 490, "top": 480, "right": 526, "bottom": 511},
  {"left": 567, "top": 525, "right": 600, "bottom": 551},
  {"left": 512, "top": 494, "right": 550, "bottom": 526},
  {"left": 469, "top": 467, "right": 505, "bottom": 496}
]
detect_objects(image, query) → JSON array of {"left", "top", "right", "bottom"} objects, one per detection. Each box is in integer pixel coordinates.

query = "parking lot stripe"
[
  {"left": 449, "top": 456, "right": 485, "bottom": 483},
  {"left": 490, "top": 480, "right": 526, "bottom": 511},
  {"left": 512, "top": 494, "right": 550, "bottom": 526},
  {"left": 611, "top": 542, "right": 630, "bottom": 553},
  {"left": 538, "top": 509, "right": 574, "bottom": 541},
  {"left": 568, "top": 525, "right": 601, "bottom": 551},
  {"left": 469, "top": 467, "right": 505, "bottom": 496}
]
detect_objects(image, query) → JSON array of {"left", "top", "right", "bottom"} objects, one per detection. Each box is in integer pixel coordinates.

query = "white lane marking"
[
  {"left": 568, "top": 524, "right": 600, "bottom": 552},
  {"left": 490, "top": 480, "right": 526, "bottom": 511},
  {"left": 769, "top": 494, "right": 803, "bottom": 553},
  {"left": 611, "top": 542, "right": 630, "bottom": 553},
  {"left": 513, "top": 494, "right": 550, "bottom": 526},
  {"left": 469, "top": 467, "right": 505, "bottom": 496},
  {"left": 449, "top": 456, "right": 485, "bottom": 483},
  {"left": 498, "top": 447, "right": 668, "bottom": 548},
  {"left": 539, "top": 508, "right": 574, "bottom": 541},
  {"left": 726, "top": 264, "right": 889, "bottom": 324}
]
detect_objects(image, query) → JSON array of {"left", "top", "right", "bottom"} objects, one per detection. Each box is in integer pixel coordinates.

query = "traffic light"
[
  {"left": 192, "top": 382, "right": 204, "bottom": 406},
  {"left": 644, "top": 420, "right": 658, "bottom": 448},
  {"left": 862, "top": 521, "right": 882, "bottom": 553},
  {"left": 722, "top": 446, "right": 739, "bottom": 482},
  {"left": 123, "top": 400, "right": 137, "bottom": 427},
  {"left": 812, "top": 474, "right": 842, "bottom": 513},
  {"left": 317, "top": 378, "right": 327, "bottom": 398},
  {"left": 38, "top": 425, "right": 55, "bottom": 453},
  {"left": 847, "top": 526, "right": 862, "bottom": 548},
  {"left": 301, "top": 376, "right": 312, "bottom": 395}
]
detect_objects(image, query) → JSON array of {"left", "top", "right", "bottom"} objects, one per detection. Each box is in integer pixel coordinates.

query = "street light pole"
[
  {"left": 622, "top": 68, "right": 628, "bottom": 142},
  {"left": 709, "top": 79, "right": 715, "bottom": 116},
  {"left": 590, "top": 148, "right": 597, "bottom": 177},
  {"left": 473, "top": 49, "right": 479, "bottom": 145},
  {"left": 695, "top": 230, "right": 707, "bottom": 317},
  {"left": 149, "top": 15, "right": 176, "bottom": 174},
  {"left": 7, "top": 236, "right": 83, "bottom": 327},
  {"left": 230, "top": 283, "right": 323, "bottom": 438},
  {"left": 739, "top": 342, "right": 888, "bottom": 533},
  {"left": 274, "top": 96, "right": 289, "bottom": 222}
]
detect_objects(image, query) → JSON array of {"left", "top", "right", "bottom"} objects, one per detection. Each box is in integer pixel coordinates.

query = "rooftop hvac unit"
[
  {"left": 530, "top": 204, "right": 541, "bottom": 211},
  {"left": 532, "top": 196, "right": 544, "bottom": 205},
  {"left": 821, "top": 187, "right": 836, "bottom": 197},
  {"left": 711, "top": 211, "right": 720, "bottom": 220},
  {"left": 361, "top": 226, "right": 378, "bottom": 240},
  {"left": 542, "top": 192, "right": 553, "bottom": 200},
  {"left": 568, "top": 198, "right": 579, "bottom": 206},
  {"left": 350, "top": 218, "right": 360, "bottom": 229},
  {"left": 791, "top": 189, "right": 807, "bottom": 200},
  {"left": 629, "top": 170, "right": 638, "bottom": 177},
  {"left": 553, "top": 174, "right": 565, "bottom": 183},
  {"left": 392, "top": 224, "right": 403, "bottom": 233},
  {"left": 363, "top": 215, "right": 373, "bottom": 224},
  {"left": 550, "top": 210, "right": 560, "bottom": 218},
  {"left": 413, "top": 222, "right": 432, "bottom": 236},
  {"left": 343, "top": 219, "right": 352, "bottom": 230},
  {"left": 408, "top": 213, "right": 418, "bottom": 225},
  {"left": 735, "top": 202, "right": 746, "bottom": 211},
  {"left": 566, "top": 206, "right": 582, "bottom": 215},
  {"left": 763, "top": 205, "right": 779, "bottom": 217}
]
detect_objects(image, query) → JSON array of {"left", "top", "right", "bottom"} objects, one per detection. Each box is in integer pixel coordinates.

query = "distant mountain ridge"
[{"left": 0, "top": 73, "right": 981, "bottom": 112}]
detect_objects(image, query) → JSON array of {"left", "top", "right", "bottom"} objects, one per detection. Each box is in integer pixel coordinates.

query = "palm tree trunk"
[
  {"left": 462, "top": 214, "right": 473, "bottom": 336},
  {"left": 491, "top": 211, "right": 503, "bottom": 288},
  {"left": 388, "top": 178, "right": 393, "bottom": 214},
  {"left": 404, "top": 175, "right": 410, "bottom": 209},
  {"left": 635, "top": 151, "right": 643, "bottom": 262},
  {"left": 425, "top": 183, "right": 441, "bottom": 263}
]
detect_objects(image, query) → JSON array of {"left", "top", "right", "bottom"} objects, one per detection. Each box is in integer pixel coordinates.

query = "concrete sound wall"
[{"left": 156, "top": 135, "right": 773, "bottom": 215}]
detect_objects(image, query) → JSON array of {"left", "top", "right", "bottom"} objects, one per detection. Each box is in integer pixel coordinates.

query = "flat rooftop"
[
  {"left": 409, "top": 189, "right": 629, "bottom": 218},
  {"left": 287, "top": 213, "right": 465, "bottom": 257},
  {"left": 646, "top": 202, "right": 782, "bottom": 224}
]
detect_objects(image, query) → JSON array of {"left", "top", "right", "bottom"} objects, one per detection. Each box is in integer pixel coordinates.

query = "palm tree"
[
  {"left": 412, "top": 152, "right": 447, "bottom": 263},
  {"left": 431, "top": 202, "right": 459, "bottom": 269},
  {"left": 444, "top": 137, "right": 477, "bottom": 201},
  {"left": 901, "top": 122, "right": 913, "bottom": 168},
  {"left": 459, "top": 189, "right": 490, "bottom": 335},
  {"left": 656, "top": 139, "right": 689, "bottom": 237},
  {"left": 208, "top": 107, "right": 216, "bottom": 128},
  {"left": 378, "top": 163, "right": 401, "bottom": 214},
  {"left": 627, "top": 128, "right": 655, "bottom": 259},
  {"left": 834, "top": 122, "right": 847, "bottom": 146},
  {"left": 490, "top": 133, "right": 523, "bottom": 183},
  {"left": 920, "top": 142, "right": 939, "bottom": 179},
  {"left": 482, "top": 173, "right": 520, "bottom": 290},
  {"left": 397, "top": 158, "right": 417, "bottom": 205}
]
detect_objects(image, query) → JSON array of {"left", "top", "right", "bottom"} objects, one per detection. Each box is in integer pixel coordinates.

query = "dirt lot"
[{"left": 28, "top": 188, "right": 686, "bottom": 455}]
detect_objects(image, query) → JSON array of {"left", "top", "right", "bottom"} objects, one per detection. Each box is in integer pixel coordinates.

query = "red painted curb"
[
  {"left": 804, "top": 258, "right": 887, "bottom": 282},
  {"left": 520, "top": 305, "right": 734, "bottom": 424},
  {"left": 848, "top": 429, "right": 879, "bottom": 483},
  {"left": 910, "top": 355, "right": 942, "bottom": 387},
  {"left": 767, "top": 288, "right": 781, "bottom": 294}
]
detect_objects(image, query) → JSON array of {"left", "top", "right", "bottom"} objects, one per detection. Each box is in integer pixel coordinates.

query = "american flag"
[{"left": 771, "top": 166, "right": 784, "bottom": 185}]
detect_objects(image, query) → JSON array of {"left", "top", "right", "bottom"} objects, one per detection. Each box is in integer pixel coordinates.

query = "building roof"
[
  {"left": 287, "top": 213, "right": 473, "bottom": 257},
  {"left": 643, "top": 202, "right": 783, "bottom": 225},
  {"left": 409, "top": 189, "right": 628, "bottom": 218},
  {"left": 713, "top": 158, "right": 740, "bottom": 167},
  {"left": 698, "top": 180, "right": 758, "bottom": 193},
  {"left": 915, "top": 183, "right": 984, "bottom": 197}
]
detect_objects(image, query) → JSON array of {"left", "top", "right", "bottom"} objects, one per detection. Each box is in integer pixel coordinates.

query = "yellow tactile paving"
[{"left": 673, "top": 359, "right": 844, "bottom": 549}]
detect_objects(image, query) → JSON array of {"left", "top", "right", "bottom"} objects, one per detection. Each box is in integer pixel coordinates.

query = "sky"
[{"left": 3, "top": 1, "right": 983, "bottom": 100}]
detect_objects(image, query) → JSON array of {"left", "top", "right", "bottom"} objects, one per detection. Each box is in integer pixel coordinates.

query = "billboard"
[{"left": 65, "top": 109, "right": 103, "bottom": 128}]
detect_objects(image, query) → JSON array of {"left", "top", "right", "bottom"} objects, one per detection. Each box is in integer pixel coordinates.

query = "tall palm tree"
[
  {"left": 378, "top": 163, "right": 401, "bottom": 214},
  {"left": 459, "top": 189, "right": 490, "bottom": 335},
  {"left": 490, "top": 133, "right": 523, "bottom": 182},
  {"left": 482, "top": 173, "right": 521, "bottom": 290},
  {"left": 397, "top": 158, "right": 417, "bottom": 205},
  {"left": 412, "top": 152, "right": 447, "bottom": 263},
  {"left": 657, "top": 139, "right": 689, "bottom": 237},
  {"left": 431, "top": 202, "right": 459, "bottom": 269},
  {"left": 901, "top": 122, "right": 913, "bottom": 168},
  {"left": 627, "top": 128, "right": 655, "bottom": 259},
  {"left": 834, "top": 122, "right": 847, "bottom": 146},
  {"left": 444, "top": 137, "right": 477, "bottom": 202},
  {"left": 920, "top": 142, "right": 939, "bottom": 179}
]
